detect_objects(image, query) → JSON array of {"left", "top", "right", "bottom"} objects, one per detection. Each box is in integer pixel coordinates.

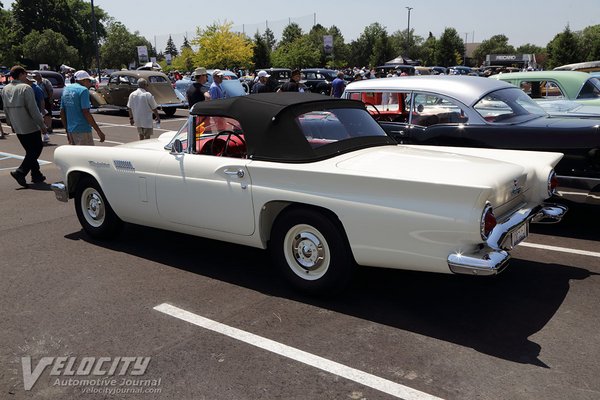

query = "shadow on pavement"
[
  {"left": 65, "top": 223, "right": 597, "bottom": 368},
  {"left": 530, "top": 201, "right": 600, "bottom": 242}
]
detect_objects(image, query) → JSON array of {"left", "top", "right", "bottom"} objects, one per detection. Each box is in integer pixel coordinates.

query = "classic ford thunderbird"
[{"left": 51, "top": 93, "right": 566, "bottom": 294}]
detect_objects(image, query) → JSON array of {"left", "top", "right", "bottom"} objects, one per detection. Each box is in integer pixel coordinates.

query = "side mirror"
[{"left": 170, "top": 139, "right": 183, "bottom": 154}]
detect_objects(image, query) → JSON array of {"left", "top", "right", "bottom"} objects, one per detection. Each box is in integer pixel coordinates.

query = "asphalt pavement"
[{"left": 1, "top": 110, "right": 599, "bottom": 400}]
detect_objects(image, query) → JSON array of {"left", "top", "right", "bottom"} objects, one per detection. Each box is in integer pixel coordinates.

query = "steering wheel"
[
  {"left": 210, "top": 130, "right": 247, "bottom": 158},
  {"left": 364, "top": 102, "right": 381, "bottom": 119}
]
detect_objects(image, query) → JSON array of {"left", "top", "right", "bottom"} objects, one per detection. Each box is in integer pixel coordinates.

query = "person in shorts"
[
  {"left": 127, "top": 78, "right": 160, "bottom": 140},
  {"left": 60, "top": 70, "right": 105, "bottom": 145}
]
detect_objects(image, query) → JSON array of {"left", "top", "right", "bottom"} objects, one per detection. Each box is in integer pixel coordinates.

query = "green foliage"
[
  {"left": 21, "top": 29, "right": 79, "bottom": 68},
  {"left": 349, "top": 23, "right": 393, "bottom": 68},
  {"left": 181, "top": 36, "right": 191, "bottom": 52},
  {"left": 263, "top": 28, "right": 276, "bottom": 51},
  {"left": 171, "top": 46, "right": 195, "bottom": 73},
  {"left": 472, "top": 34, "right": 515, "bottom": 65},
  {"left": 546, "top": 25, "right": 580, "bottom": 69},
  {"left": 165, "top": 35, "right": 178, "bottom": 57},
  {"left": 192, "top": 21, "right": 253, "bottom": 69},
  {"left": 100, "top": 21, "right": 154, "bottom": 69},
  {"left": 419, "top": 33, "right": 438, "bottom": 66},
  {"left": 0, "top": 6, "right": 19, "bottom": 65},
  {"left": 252, "top": 31, "right": 270, "bottom": 69},
  {"left": 271, "top": 36, "right": 320, "bottom": 69},
  {"left": 279, "top": 23, "right": 303, "bottom": 48},
  {"left": 12, "top": 0, "right": 108, "bottom": 69},
  {"left": 436, "top": 28, "right": 464, "bottom": 67},
  {"left": 578, "top": 24, "right": 600, "bottom": 61},
  {"left": 516, "top": 43, "right": 544, "bottom": 54}
]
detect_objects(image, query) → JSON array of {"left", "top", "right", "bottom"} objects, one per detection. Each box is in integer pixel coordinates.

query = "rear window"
[
  {"left": 577, "top": 78, "right": 600, "bottom": 99},
  {"left": 148, "top": 75, "right": 168, "bottom": 83},
  {"left": 296, "top": 108, "right": 387, "bottom": 149}
]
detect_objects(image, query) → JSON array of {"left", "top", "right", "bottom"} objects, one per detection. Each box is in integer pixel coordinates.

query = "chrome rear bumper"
[
  {"left": 448, "top": 203, "right": 568, "bottom": 276},
  {"left": 51, "top": 181, "right": 69, "bottom": 202}
]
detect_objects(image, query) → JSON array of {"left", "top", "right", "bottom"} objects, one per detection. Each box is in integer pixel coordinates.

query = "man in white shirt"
[{"left": 127, "top": 78, "right": 160, "bottom": 140}]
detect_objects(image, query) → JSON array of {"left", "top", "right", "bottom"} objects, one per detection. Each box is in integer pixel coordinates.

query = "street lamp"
[
  {"left": 405, "top": 7, "right": 413, "bottom": 57},
  {"left": 90, "top": 0, "right": 101, "bottom": 75}
]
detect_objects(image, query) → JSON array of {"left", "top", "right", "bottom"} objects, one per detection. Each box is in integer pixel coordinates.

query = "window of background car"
[
  {"left": 410, "top": 93, "right": 469, "bottom": 126},
  {"left": 149, "top": 76, "right": 169, "bottom": 83},
  {"left": 296, "top": 108, "right": 387, "bottom": 148},
  {"left": 474, "top": 87, "right": 546, "bottom": 123},
  {"left": 577, "top": 78, "right": 600, "bottom": 99}
]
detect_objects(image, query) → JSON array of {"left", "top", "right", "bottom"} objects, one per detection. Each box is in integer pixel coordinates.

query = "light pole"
[
  {"left": 405, "top": 7, "right": 413, "bottom": 57},
  {"left": 464, "top": 32, "right": 468, "bottom": 66},
  {"left": 90, "top": 0, "right": 101, "bottom": 75}
]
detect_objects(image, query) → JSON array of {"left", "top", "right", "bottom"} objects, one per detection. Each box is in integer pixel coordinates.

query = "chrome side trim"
[{"left": 51, "top": 182, "right": 69, "bottom": 202}]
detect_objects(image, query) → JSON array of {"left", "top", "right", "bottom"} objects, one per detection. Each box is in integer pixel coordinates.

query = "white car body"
[{"left": 51, "top": 94, "right": 566, "bottom": 293}]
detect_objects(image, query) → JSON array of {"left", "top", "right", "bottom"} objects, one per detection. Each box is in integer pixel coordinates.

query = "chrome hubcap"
[
  {"left": 82, "top": 188, "right": 105, "bottom": 227},
  {"left": 283, "top": 224, "right": 330, "bottom": 281}
]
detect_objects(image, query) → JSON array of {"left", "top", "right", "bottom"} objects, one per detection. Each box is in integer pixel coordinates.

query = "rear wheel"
[
  {"left": 75, "top": 177, "right": 123, "bottom": 239},
  {"left": 270, "top": 208, "right": 354, "bottom": 295}
]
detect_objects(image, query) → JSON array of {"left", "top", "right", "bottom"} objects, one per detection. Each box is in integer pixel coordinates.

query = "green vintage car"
[{"left": 490, "top": 71, "right": 600, "bottom": 106}]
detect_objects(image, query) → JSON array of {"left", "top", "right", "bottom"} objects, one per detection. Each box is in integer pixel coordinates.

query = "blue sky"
[{"left": 4, "top": 0, "right": 599, "bottom": 52}]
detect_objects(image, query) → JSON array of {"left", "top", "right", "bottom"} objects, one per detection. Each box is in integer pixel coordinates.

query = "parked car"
[
  {"left": 50, "top": 93, "right": 566, "bottom": 294},
  {"left": 490, "top": 71, "right": 600, "bottom": 106},
  {"left": 553, "top": 60, "right": 600, "bottom": 73},
  {"left": 173, "top": 69, "right": 248, "bottom": 107},
  {"left": 343, "top": 75, "right": 600, "bottom": 205},
  {"left": 300, "top": 68, "right": 339, "bottom": 95},
  {"left": 36, "top": 70, "right": 66, "bottom": 117},
  {"left": 91, "top": 70, "right": 184, "bottom": 117},
  {"left": 252, "top": 68, "right": 292, "bottom": 92}
]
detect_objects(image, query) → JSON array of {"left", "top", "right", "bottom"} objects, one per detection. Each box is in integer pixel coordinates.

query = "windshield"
[{"left": 474, "top": 87, "right": 547, "bottom": 123}]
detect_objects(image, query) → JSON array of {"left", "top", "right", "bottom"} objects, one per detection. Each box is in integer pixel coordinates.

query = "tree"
[
  {"left": 271, "top": 36, "right": 320, "bottom": 69},
  {"left": 192, "top": 21, "right": 253, "bottom": 69},
  {"left": 546, "top": 25, "right": 580, "bottom": 69},
  {"left": 436, "top": 28, "right": 464, "bottom": 67},
  {"left": 100, "top": 21, "right": 153, "bottom": 69},
  {"left": 12, "top": 0, "right": 108, "bottom": 68},
  {"left": 578, "top": 25, "right": 600, "bottom": 61},
  {"left": 348, "top": 23, "right": 393, "bottom": 67},
  {"left": 516, "top": 43, "right": 543, "bottom": 55},
  {"left": 389, "top": 29, "right": 423, "bottom": 61},
  {"left": 419, "top": 32, "right": 438, "bottom": 66},
  {"left": 263, "top": 27, "right": 276, "bottom": 51},
  {"left": 472, "top": 34, "right": 515, "bottom": 66},
  {"left": 21, "top": 29, "right": 79, "bottom": 68},
  {"left": 0, "top": 5, "right": 19, "bottom": 65},
  {"left": 181, "top": 36, "right": 191, "bottom": 52},
  {"left": 171, "top": 46, "right": 195, "bottom": 72},
  {"left": 279, "top": 23, "right": 303, "bottom": 48},
  {"left": 252, "top": 31, "right": 270, "bottom": 69},
  {"left": 165, "top": 35, "right": 178, "bottom": 57}
]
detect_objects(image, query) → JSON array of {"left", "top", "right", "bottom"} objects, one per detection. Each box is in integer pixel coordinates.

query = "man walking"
[
  {"left": 60, "top": 70, "right": 105, "bottom": 145},
  {"left": 1, "top": 66, "right": 48, "bottom": 187},
  {"left": 330, "top": 71, "right": 346, "bottom": 98},
  {"left": 127, "top": 78, "right": 160, "bottom": 140}
]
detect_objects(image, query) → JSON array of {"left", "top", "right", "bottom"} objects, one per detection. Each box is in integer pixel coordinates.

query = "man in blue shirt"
[
  {"left": 209, "top": 69, "right": 224, "bottom": 100},
  {"left": 330, "top": 71, "right": 345, "bottom": 98},
  {"left": 60, "top": 70, "right": 105, "bottom": 145}
]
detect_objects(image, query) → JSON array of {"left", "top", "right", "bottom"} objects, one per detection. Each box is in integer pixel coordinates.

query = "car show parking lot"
[{"left": 1, "top": 109, "right": 599, "bottom": 400}]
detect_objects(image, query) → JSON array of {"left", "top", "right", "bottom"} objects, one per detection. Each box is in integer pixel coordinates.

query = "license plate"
[{"left": 511, "top": 223, "right": 529, "bottom": 247}]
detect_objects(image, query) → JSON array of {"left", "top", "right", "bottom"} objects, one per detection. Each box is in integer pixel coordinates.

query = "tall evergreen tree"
[
  {"left": 252, "top": 31, "right": 270, "bottom": 69},
  {"left": 181, "top": 36, "right": 191, "bottom": 52},
  {"left": 436, "top": 28, "right": 464, "bottom": 67},
  {"left": 165, "top": 34, "right": 178, "bottom": 57},
  {"left": 546, "top": 25, "right": 580, "bottom": 69}
]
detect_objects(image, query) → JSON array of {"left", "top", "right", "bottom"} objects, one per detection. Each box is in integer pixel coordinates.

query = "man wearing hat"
[
  {"left": 1, "top": 65, "right": 48, "bottom": 187},
  {"left": 186, "top": 67, "right": 210, "bottom": 107},
  {"left": 60, "top": 70, "right": 105, "bottom": 146},
  {"left": 209, "top": 69, "right": 225, "bottom": 100},
  {"left": 251, "top": 70, "right": 272, "bottom": 94}
]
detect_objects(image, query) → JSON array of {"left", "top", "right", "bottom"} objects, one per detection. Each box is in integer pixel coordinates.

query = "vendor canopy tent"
[{"left": 385, "top": 56, "right": 415, "bottom": 65}]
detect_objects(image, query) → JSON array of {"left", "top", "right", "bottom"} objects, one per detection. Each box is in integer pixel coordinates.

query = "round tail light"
[
  {"left": 481, "top": 203, "right": 497, "bottom": 240},
  {"left": 548, "top": 170, "right": 558, "bottom": 197}
]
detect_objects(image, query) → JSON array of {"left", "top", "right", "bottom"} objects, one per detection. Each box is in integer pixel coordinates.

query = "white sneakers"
[{"left": 43, "top": 133, "right": 50, "bottom": 143}]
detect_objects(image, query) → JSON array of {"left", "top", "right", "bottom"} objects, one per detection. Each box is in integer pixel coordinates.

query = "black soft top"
[{"left": 190, "top": 93, "right": 394, "bottom": 162}]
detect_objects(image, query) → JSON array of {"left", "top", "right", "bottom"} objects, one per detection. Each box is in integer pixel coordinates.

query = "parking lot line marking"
[
  {"left": 154, "top": 303, "right": 443, "bottom": 400},
  {"left": 520, "top": 242, "right": 600, "bottom": 258},
  {"left": 0, "top": 152, "right": 51, "bottom": 170}
]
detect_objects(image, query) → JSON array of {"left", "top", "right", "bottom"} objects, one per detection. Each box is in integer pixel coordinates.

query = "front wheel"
[
  {"left": 163, "top": 107, "right": 177, "bottom": 118},
  {"left": 270, "top": 208, "right": 354, "bottom": 295},
  {"left": 75, "top": 177, "right": 123, "bottom": 239}
]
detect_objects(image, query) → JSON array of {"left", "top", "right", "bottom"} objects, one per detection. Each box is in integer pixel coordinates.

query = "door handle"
[{"left": 224, "top": 169, "right": 244, "bottom": 178}]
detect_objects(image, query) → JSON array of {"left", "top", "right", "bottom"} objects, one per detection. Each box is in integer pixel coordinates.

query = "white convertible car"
[{"left": 51, "top": 93, "right": 567, "bottom": 294}]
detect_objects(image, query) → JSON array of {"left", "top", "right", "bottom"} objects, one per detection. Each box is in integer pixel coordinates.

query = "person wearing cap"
[
  {"left": 31, "top": 71, "right": 54, "bottom": 136},
  {"left": 279, "top": 69, "right": 305, "bottom": 92},
  {"left": 1, "top": 65, "right": 48, "bottom": 187},
  {"left": 251, "top": 70, "right": 272, "bottom": 94},
  {"left": 186, "top": 67, "right": 210, "bottom": 107},
  {"left": 209, "top": 69, "right": 225, "bottom": 100},
  {"left": 127, "top": 78, "right": 160, "bottom": 141},
  {"left": 60, "top": 70, "right": 105, "bottom": 146}
]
